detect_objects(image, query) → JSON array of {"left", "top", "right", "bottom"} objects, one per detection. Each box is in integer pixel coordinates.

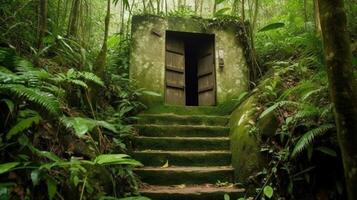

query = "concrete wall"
[{"left": 130, "top": 15, "right": 249, "bottom": 107}]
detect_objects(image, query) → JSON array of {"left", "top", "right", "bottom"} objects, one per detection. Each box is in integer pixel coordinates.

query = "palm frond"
[{"left": 291, "top": 123, "right": 335, "bottom": 158}]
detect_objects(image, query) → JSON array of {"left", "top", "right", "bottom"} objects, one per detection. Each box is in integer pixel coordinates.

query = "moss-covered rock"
[{"left": 229, "top": 71, "right": 281, "bottom": 182}]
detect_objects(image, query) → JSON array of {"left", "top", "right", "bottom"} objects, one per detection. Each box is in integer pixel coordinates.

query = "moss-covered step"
[
  {"left": 133, "top": 136, "right": 230, "bottom": 151},
  {"left": 134, "top": 124, "right": 229, "bottom": 137},
  {"left": 136, "top": 114, "right": 229, "bottom": 126},
  {"left": 135, "top": 166, "right": 234, "bottom": 185},
  {"left": 139, "top": 185, "right": 245, "bottom": 200},
  {"left": 141, "top": 102, "right": 240, "bottom": 116},
  {"left": 132, "top": 150, "right": 231, "bottom": 167}
]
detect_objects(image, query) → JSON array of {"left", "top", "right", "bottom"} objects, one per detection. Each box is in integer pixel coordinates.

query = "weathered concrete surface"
[{"left": 130, "top": 15, "right": 249, "bottom": 108}]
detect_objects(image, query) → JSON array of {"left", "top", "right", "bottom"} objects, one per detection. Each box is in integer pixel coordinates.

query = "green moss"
[
  {"left": 229, "top": 72, "right": 282, "bottom": 182},
  {"left": 141, "top": 99, "right": 241, "bottom": 115}
]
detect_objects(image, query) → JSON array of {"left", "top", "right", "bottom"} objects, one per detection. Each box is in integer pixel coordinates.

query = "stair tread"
[
  {"left": 135, "top": 124, "right": 229, "bottom": 128},
  {"left": 140, "top": 184, "right": 244, "bottom": 194},
  {"left": 135, "top": 136, "right": 229, "bottom": 140},
  {"left": 134, "top": 150, "right": 231, "bottom": 153},
  {"left": 138, "top": 113, "right": 230, "bottom": 118},
  {"left": 135, "top": 166, "right": 233, "bottom": 172}
]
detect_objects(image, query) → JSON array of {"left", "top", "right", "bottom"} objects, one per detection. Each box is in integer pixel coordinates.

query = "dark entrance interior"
[{"left": 165, "top": 31, "right": 215, "bottom": 106}]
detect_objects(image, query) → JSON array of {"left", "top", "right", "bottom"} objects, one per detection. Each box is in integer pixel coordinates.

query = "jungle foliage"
[{"left": 0, "top": 0, "right": 356, "bottom": 200}]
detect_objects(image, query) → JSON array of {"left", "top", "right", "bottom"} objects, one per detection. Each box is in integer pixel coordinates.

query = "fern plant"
[{"left": 291, "top": 123, "right": 336, "bottom": 157}]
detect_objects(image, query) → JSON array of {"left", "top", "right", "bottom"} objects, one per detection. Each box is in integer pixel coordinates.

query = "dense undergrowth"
[
  {"left": 0, "top": 40, "right": 151, "bottom": 199},
  {"left": 234, "top": 15, "right": 356, "bottom": 199},
  {"left": 1, "top": 0, "right": 357, "bottom": 200},
  {"left": 0, "top": 1, "right": 151, "bottom": 199}
]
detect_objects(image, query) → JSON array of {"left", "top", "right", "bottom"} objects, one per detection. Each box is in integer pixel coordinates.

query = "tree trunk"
[
  {"left": 37, "top": 0, "right": 47, "bottom": 50},
  {"left": 68, "top": 0, "right": 81, "bottom": 38},
  {"left": 318, "top": 1, "right": 357, "bottom": 199},
  {"left": 314, "top": 0, "right": 322, "bottom": 35},
  {"left": 241, "top": 0, "right": 245, "bottom": 21},
  {"left": 304, "top": 0, "right": 308, "bottom": 30},
  {"left": 213, "top": 0, "right": 217, "bottom": 14},
  {"left": 94, "top": 0, "right": 110, "bottom": 80}
]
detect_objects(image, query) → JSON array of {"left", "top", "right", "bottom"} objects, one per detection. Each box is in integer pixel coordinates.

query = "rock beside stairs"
[{"left": 132, "top": 113, "right": 244, "bottom": 200}]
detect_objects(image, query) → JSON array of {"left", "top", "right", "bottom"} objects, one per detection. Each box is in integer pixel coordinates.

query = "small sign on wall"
[{"left": 218, "top": 49, "right": 224, "bottom": 69}]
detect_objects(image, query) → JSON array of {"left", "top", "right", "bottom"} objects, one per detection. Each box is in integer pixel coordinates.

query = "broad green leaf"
[
  {"left": 61, "top": 117, "right": 96, "bottom": 137},
  {"left": 6, "top": 115, "right": 41, "bottom": 140},
  {"left": 259, "top": 22, "right": 285, "bottom": 32},
  {"left": 263, "top": 186, "right": 274, "bottom": 198},
  {"left": 117, "top": 197, "right": 151, "bottom": 200},
  {"left": 46, "top": 177, "right": 57, "bottom": 200},
  {"left": 94, "top": 154, "right": 142, "bottom": 167},
  {"left": 215, "top": 0, "right": 226, "bottom": 5},
  {"left": 35, "top": 150, "right": 62, "bottom": 162},
  {"left": 316, "top": 146, "right": 337, "bottom": 157},
  {"left": 259, "top": 104, "right": 279, "bottom": 120},
  {"left": 142, "top": 91, "right": 161, "bottom": 97},
  {"left": 0, "top": 187, "right": 9, "bottom": 200},
  {"left": 1, "top": 99, "right": 14, "bottom": 113},
  {"left": 0, "top": 162, "right": 20, "bottom": 175},
  {"left": 214, "top": 7, "right": 230, "bottom": 16},
  {"left": 224, "top": 193, "right": 230, "bottom": 200},
  {"left": 61, "top": 117, "right": 118, "bottom": 137},
  {"left": 31, "top": 170, "right": 41, "bottom": 186}
]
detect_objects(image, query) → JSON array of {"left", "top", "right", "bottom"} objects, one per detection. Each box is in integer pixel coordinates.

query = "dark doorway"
[{"left": 165, "top": 31, "right": 216, "bottom": 106}]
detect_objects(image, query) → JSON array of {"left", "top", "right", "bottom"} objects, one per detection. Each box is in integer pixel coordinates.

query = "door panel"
[
  {"left": 197, "top": 42, "right": 215, "bottom": 106},
  {"left": 165, "top": 36, "right": 185, "bottom": 105}
]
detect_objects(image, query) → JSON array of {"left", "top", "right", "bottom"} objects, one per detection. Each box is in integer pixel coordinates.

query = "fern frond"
[
  {"left": 279, "top": 80, "right": 316, "bottom": 100},
  {"left": 259, "top": 100, "right": 299, "bottom": 119},
  {"left": 320, "top": 104, "right": 333, "bottom": 119},
  {"left": 292, "top": 104, "right": 321, "bottom": 122},
  {"left": 79, "top": 71, "right": 104, "bottom": 86},
  {"left": 291, "top": 123, "right": 335, "bottom": 158},
  {"left": 301, "top": 86, "right": 328, "bottom": 101},
  {"left": 0, "top": 84, "right": 60, "bottom": 116}
]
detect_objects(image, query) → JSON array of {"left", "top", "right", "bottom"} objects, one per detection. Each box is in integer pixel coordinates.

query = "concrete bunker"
[{"left": 130, "top": 15, "right": 251, "bottom": 108}]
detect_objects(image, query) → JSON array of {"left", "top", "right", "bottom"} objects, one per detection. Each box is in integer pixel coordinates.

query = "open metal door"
[
  {"left": 197, "top": 42, "right": 216, "bottom": 106},
  {"left": 165, "top": 35, "right": 185, "bottom": 105}
]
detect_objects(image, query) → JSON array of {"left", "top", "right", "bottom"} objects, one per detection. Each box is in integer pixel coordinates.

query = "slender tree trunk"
[
  {"left": 304, "top": 0, "right": 308, "bottom": 30},
  {"left": 68, "top": 0, "right": 81, "bottom": 38},
  {"left": 314, "top": 0, "right": 322, "bottom": 35},
  {"left": 251, "top": 0, "right": 259, "bottom": 31},
  {"left": 318, "top": 1, "right": 357, "bottom": 200},
  {"left": 165, "top": 0, "right": 168, "bottom": 14},
  {"left": 231, "top": 0, "right": 239, "bottom": 15},
  {"left": 213, "top": 0, "right": 217, "bottom": 14},
  {"left": 200, "top": 0, "right": 203, "bottom": 16},
  {"left": 241, "top": 0, "right": 245, "bottom": 21},
  {"left": 194, "top": 0, "right": 199, "bottom": 14},
  {"left": 94, "top": 0, "right": 110, "bottom": 80},
  {"left": 120, "top": 0, "right": 125, "bottom": 34},
  {"left": 37, "top": 0, "right": 47, "bottom": 50}
]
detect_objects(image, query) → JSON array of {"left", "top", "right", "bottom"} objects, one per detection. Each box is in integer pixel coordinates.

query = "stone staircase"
[{"left": 132, "top": 114, "right": 244, "bottom": 200}]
